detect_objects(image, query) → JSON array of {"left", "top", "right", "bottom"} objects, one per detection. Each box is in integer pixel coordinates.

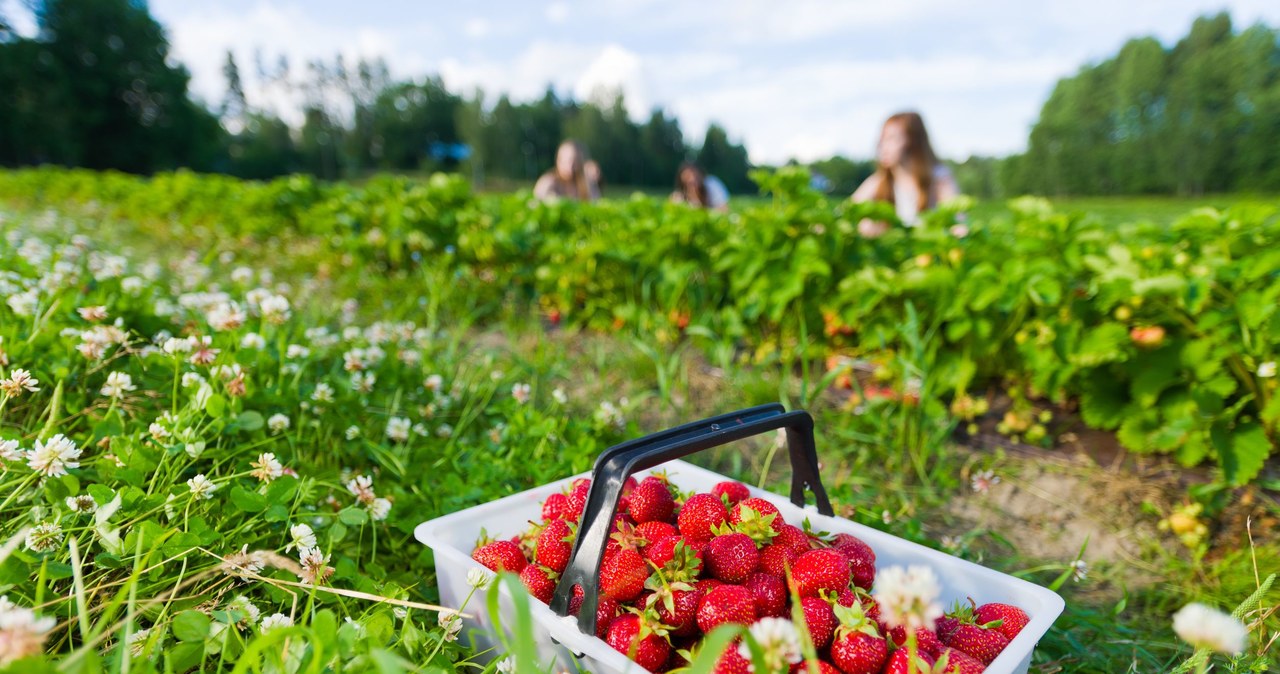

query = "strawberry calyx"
[
  {"left": 611, "top": 521, "right": 648, "bottom": 551},
  {"left": 726, "top": 504, "right": 780, "bottom": 546},
  {"left": 833, "top": 599, "right": 881, "bottom": 640},
  {"left": 650, "top": 539, "right": 702, "bottom": 584}
]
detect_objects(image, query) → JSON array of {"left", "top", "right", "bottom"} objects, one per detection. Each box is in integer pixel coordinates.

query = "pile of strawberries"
[{"left": 471, "top": 474, "right": 1029, "bottom": 673}]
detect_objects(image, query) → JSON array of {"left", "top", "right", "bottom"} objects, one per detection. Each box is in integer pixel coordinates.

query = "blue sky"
[{"left": 7, "top": 0, "right": 1280, "bottom": 163}]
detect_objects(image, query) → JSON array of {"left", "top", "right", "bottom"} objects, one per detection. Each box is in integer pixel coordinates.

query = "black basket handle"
[{"left": 547, "top": 406, "right": 832, "bottom": 635}]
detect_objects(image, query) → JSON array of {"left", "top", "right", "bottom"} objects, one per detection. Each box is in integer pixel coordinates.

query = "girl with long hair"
[
  {"left": 670, "top": 161, "right": 729, "bottom": 211},
  {"left": 851, "top": 112, "right": 959, "bottom": 236},
  {"left": 534, "top": 140, "right": 601, "bottom": 202}
]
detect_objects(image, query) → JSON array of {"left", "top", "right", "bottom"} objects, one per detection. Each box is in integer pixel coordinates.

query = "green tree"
[{"left": 697, "top": 123, "right": 751, "bottom": 193}]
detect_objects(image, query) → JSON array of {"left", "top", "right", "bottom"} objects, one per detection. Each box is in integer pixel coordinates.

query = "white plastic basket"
[{"left": 415, "top": 407, "right": 1064, "bottom": 673}]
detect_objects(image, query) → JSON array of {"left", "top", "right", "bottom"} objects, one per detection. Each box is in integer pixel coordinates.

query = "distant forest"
[{"left": 1, "top": 2, "right": 1276, "bottom": 197}]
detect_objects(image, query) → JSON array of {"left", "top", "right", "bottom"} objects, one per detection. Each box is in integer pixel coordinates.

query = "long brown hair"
[
  {"left": 871, "top": 112, "right": 939, "bottom": 214},
  {"left": 674, "top": 161, "right": 709, "bottom": 207},
  {"left": 548, "top": 139, "right": 592, "bottom": 200}
]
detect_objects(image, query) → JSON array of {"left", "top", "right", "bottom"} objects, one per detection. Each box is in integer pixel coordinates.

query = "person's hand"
[{"left": 858, "top": 218, "right": 891, "bottom": 238}]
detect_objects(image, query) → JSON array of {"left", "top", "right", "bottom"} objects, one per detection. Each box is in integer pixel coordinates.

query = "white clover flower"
[
  {"left": 267, "top": 414, "right": 290, "bottom": 434},
  {"left": 286, "top": 344, "right": 310, "bottom": 360},
  {"left": 350, "top": 372, "right": 376, "bottom": 393},
  {"left": 1173, "top": 603, "right": 1247, "bottom": 655},
  {"left": 240, "top": 332, "right": 266, "bottom": 350},
  {"left": 346, "top": 475, "right": 376, "bottom": 505},
  {"left": 424, "top": 374, "right": 443, "bottom": 392},
  {"left": 552, "top": 387, "right": 567, "bottom": 404},
  {"left": 127, "top": 626, "right": 162, "bottom": 658},
  {"left": 740, "top": 617, "right": 802, "bottom": 669},
  {"left": 369, "top": 498, "right": 391, "bottom": 521},
  {"left": 0, "top": 368, "right": 39, "bottom": 397},
  {"left": 24, "top": 522, "right": 63, "bottom": 554},
  {"left": 495, "top": 657, "right": 515, "bottom": 674},
  {"left": 207, "top": 302, "right": 246, "bottom": 331},
  {"left": 489, "top": 370, "right": 504, "bottom": 382},
  {"left": 297, "top": 547, "right": 333, "bottom": 585},
  {"left": 595, "top": 401, "right": 625, "bottom": 430},
  {"left": 288, "top": 524, "right": 317, "bottom": 552},
  {"left": 227, "top": 595, "right": 261, "bottom": 630},
  {"left": 970, "top": 470, "right": 1000, "bottom": 494},
  {"left": 386, "top": 417, "right": 411, "bottom": 443},
  {"left": 511, "top": 383, "right": 531, "bottom": 404},
  {"left": 259, "top": 295, "right": 291, "bottom": 325},
  {"left": 1258, "top": 361, "right": 1277, "bottom": 378},
  {"left": 259, "top": 613, "right": 293, "bottom": 632},
  {"left": 181, "top": 372, "right": 206, "bottom": 389},
  {"left": 345, "top": 425, "right": 361, "bottom": 440},
  {"left": 27, "top": 434, "right": 82, "bottom": 477},
  {"left": 99, "top": 371, "right": 137, "bottom": 399},
  {"left": 0, "top": 439, "right": 22, "bottom": 462},
  {"left": 77, "top": 306, "right": 108, "bottom": 322},
  {"left": 413, "top": 423, "right": 429, "bottom": 437},
  {"left": 0, "top": 595, "right": 57, "bottom": 665},
  {"left": 436, "top": 423, "right": 454, "bottom": 439},
  {"left": 230, "top": 267, "right": 254, "bottom": 285},
  {"left": 65, "top": 494, "right": 96, "bottom": 514},
  {"left": 467, "top": 568, "right": 493, "bottom": 590},
  {"left": 311, "top": 382, "right": 334, "bottom": 403},
  {"left": 438, "top": 610, "right": 463, "bottom": 642},
  {"left": 873, "top": 565, "right": 944, "bottom": 632},
  {"left": 251, "top": 453, "right": 284, "bottom": 483},
  {"left": 121, "top": 276, "right": 145, "bottom": 295},
  {"left": 187, "top": 474, "right": 217, "bottom": 500},
  {"left": 148, "top": 422, "right": 171, "bottom": 441},
  {"left": 162, "top": 337, "right": 193, "bottom": 355},
  {"left": 6, "top": 289, "right": 39, "bottom": 317},
  {"left": 1071, "top": 559, "right": 1089, "bottom": 582}
]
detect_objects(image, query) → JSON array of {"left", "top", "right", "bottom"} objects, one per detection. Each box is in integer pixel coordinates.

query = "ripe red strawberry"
[
  {"left": 541, "top": 492, "right": 573, "bottom": 522},
  {"left": 788, "top": 661, "right": 841, "bottom": 674},
  {"left": 775, "top": 524, "right": 811, "bottom": 554},
  {"left": 696, "top": 585, "right": 757, "bottom": 633},
  {"left": 800, "top": 596, "right": 836, "bottom": 649},
  {"left": 605, "top": 613, "right": 670, "bottom": 672},
  {"left": 743, "top": 572, "right": 787, "bottom": 618},
  {"left": 936, "top": 647, "right": 986, "bottom": 674},
  {"left": 727, "top": 497, "right": 783, "bottom": 545},
  {"left": 600, "top": 548, "right": 649, "bottom": 602},
  {"left": 647, "top": 536, "right": 704, "bottom": 583},
  {"left": 519, "top": 564, "right": 558, "bottom": 604},
  {"left": 568, "top": 588, "right": 620, "bottom": 638},
  {"left": 830, "top": 630, "right": 887, "bottom": 674},
  {"left": 974, "top": 602, "right": 1029, "bottom": 641},
  {"left": 471, "top": 540, "right": 527, "bottom": 573},
  {"left": 791, "top": 549, "right": 851, "bottom": 597},
  {"left": 829, "top": 600, "right": 887, "bottom": 674},
  {"left": 935, "top": 616, "right": 959, "bottom": 642},
  {"left": 697, "top": 577, "right": 725, "bottom": 596},
  {"left": 629, "top": 478, "right": 676, "bottom": 524},
  {"left": 888, "top": 625, "right": 944, "bottom": 657},
  {"left": 647, "top": 585, "right": 700, "bottom": 637},
  {"left": 535, "top": 519, "right": 575, "bottom": 573},
  {"left": 712, "top": 481, "right": 751, "bottom": 506},
  {"left": 758, "top": 543, "right": 801, "bottom": 577},
  {"left": 566, "top": 479, "right": 591, "bottom": 519},
  {"left": 678, "top": 493, "right": 728, "bottom": 541},
  {"left": 621, "top": 475, "right": 639, "bottom": 496},
  {"left": 881, "top": 647, "right": 937, "bottom": 674},
  {"left": 944, "top": 623, "right": 1010, "bottom": 665},
  {"left": 713, "top": 643, "right": 752, "bottom": 674},
  {"left": 831, "top": 534, "right": 876, "bottom": 590},
  {"left": 706, "top": 533, "right": 759, "bottom": 583},
  {"left": 636, "top": 521, "right": 677, "bottom": 544}
]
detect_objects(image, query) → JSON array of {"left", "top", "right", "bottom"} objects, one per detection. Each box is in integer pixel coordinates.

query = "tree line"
[
  {"left": 0, "top": 0, "right": 753, "bottom": 192},
  {"left": 1, "top": 2, "right": 1276, "bottom": 197}
]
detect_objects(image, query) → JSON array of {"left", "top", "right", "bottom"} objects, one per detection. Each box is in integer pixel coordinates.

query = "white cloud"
[
  {"left": 464, "top": 18, "right": 491, "bottom": 39},
  {"left": 546, "top": 1, "right": 570, "bottom": 24},
  {"left": 574, "top": 45, "right": 651, "bottom": 117}
]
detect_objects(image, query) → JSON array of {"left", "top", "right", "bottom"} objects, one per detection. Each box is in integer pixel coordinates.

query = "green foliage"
[
  {"left": 1, "top": 167, "right": 1276, "bottom": 486},
  {"left": 1008, "top": 13, "right": 1280, "bottom": 196}
]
